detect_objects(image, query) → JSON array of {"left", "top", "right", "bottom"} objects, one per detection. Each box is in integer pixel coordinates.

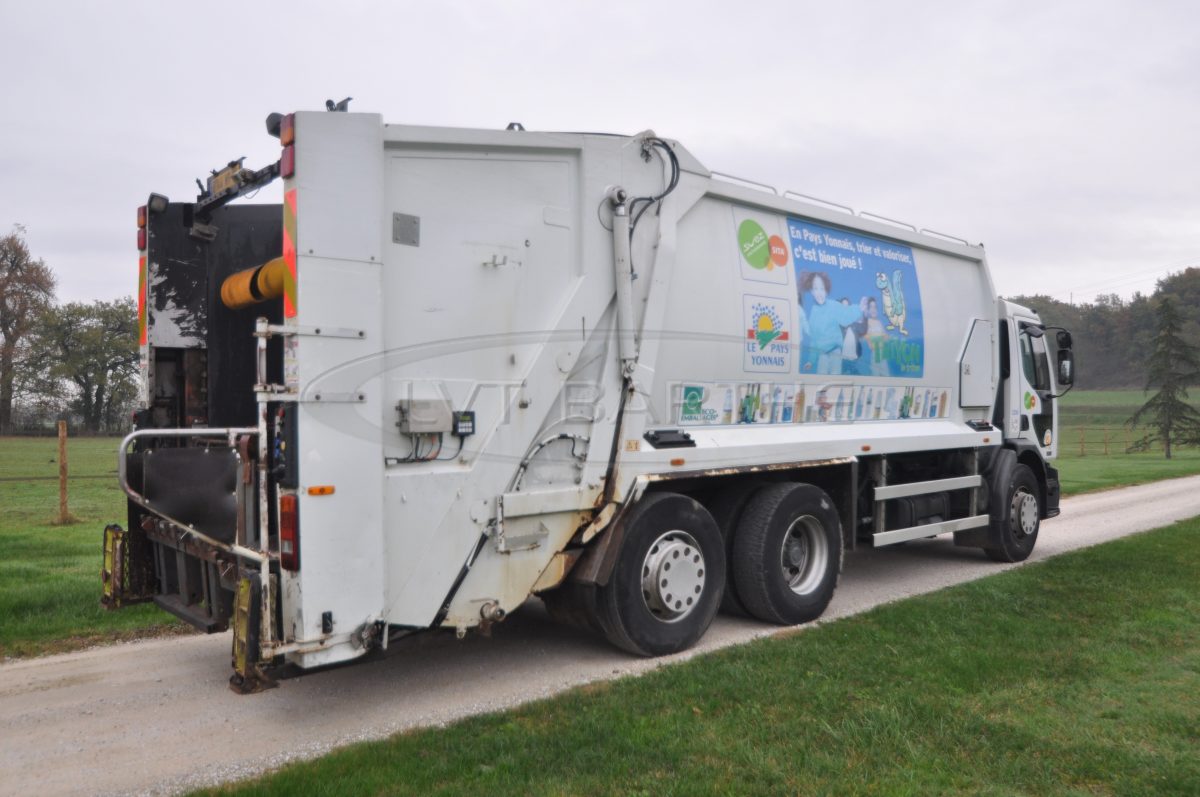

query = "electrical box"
[{"left": 396, "top": 398, "right": 454, "bottom": 434}]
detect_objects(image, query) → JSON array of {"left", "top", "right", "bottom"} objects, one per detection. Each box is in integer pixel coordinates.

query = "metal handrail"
[
  {"left": 919, "top": 228, "right": 972, "bottom": 246},
  {"left": 710, "top": 171, "right": 778, "bottom": 195},
  {"left": 782, "top": 190, "right": 855, "bottom": 216},
  {"left": 117, "top": 427, "right": 267, "bottom": 563},
  {"left": 859, "top": 211, "right": 917, "bottom": 232}
]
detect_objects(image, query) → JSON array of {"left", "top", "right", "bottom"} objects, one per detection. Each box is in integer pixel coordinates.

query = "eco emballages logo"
[{"left": 738, "top": 219, "right": 789, "bottom": 271}]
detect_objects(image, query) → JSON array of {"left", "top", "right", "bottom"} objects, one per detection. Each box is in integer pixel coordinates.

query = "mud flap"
[
  {"left": 229, "top": 573, "right": 277, "bottom": 694},
  {"left": 101, "top": 524, "right": 154, "bottom": 609}
]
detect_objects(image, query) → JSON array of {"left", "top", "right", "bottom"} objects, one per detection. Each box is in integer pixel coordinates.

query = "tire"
[
  {"left": 985, "top": 464, "right": 1040, "bottom": 563},
  {"left": 594, "top": 492, "right": 725, "bottom": 656},
  {"left": 699, "top": 483, "right": 759, "bottom": 617},
  {"left": 732, "top": 483, "right": 842, "bottom": 625}
]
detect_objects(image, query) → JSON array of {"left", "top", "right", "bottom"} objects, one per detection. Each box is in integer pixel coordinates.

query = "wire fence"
[
  {"left": 1067, "top": 426, "right": 1188, "bottom": 456},
  {"left": 0, "top": 474, "right": 114, "bottom": 483}
]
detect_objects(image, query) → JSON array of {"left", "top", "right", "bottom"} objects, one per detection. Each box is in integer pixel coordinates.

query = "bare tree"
[{"left": 0, "top": 225, "right": 56, "bottom": 433}]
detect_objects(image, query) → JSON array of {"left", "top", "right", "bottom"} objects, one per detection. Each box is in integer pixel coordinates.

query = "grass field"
[
  {"left": 0, "top": 389, "right": 1198, "bottom": 659},
  {"left": 0, "top": 436, "right": 182, "bottom": 658},
  {"left": 203, "top": 518, "right": 1200, "bottom": 796},
  {"left": 1056, "top": 389, "right": 1200, "bottom": 494}
]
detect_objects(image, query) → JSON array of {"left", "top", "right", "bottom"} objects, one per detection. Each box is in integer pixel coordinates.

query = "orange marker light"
[
  {"left": 670, "top": 458, "right": 685, "bottom": 467},
  {"left": 137, "top": 205, "right": 147, "bottom": 228},
  {"left": 307, "top": 485, "right": 335, "bottom": 496},
  {"left": 861, "top": 445, "right": 871, "bottom": 452},
  {"left": 280, "top": 113, "right": 295, "bottom": 146}
]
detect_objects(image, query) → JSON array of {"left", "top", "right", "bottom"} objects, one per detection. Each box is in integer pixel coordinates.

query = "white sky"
[{"left": 1, "top": 0, "right": 1196, "bottom": 305}]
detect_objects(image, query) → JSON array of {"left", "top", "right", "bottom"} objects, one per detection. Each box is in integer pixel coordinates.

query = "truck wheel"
[
  {"left": 700, "top": 484, "right": 759, "bottom": 617},
  {"left": 595, "top": 492, "right": 725, "bottom": 657},
  {"left": 732, "top": 483, "right": 842, "bottom": 625},
  {"left": 985, "top": 464, "right": 1040, "bottom": 563}
]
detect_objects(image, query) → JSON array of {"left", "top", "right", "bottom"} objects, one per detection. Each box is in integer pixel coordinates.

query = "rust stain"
[{"left": 643, "top": 456, "right": 856, "bottom": 482}]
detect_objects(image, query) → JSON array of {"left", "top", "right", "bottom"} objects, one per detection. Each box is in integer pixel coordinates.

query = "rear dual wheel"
[
  {"left": 593, "top": 492, "right": 725, "bottom": 656},
  {"left": 732, "top": 483, "right": 843, "bottom": 625},
  {"left": 548, "top": 483, "right": 841, "bottom": 657},
  {"left": 701, "top": 484, "right": 760, "bottom": 617}
]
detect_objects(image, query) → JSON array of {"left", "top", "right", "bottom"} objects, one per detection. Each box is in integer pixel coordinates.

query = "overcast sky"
[{"left": 2, "top": 1, "right": 1196, "bottom": 306}]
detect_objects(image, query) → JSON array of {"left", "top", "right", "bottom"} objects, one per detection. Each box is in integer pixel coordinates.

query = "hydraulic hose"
[{"left": 220, "top": 257, "right": 289, "bottom": 309}]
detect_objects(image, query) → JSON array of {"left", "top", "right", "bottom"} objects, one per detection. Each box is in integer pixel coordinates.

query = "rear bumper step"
[{"left": 153, "top": 594, "right": 227, "bottom": 633}]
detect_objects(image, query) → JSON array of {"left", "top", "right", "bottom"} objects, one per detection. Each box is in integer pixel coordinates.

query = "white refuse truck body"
[{"left": 103, "top": 107, "right": 1075, "bottom": 690}]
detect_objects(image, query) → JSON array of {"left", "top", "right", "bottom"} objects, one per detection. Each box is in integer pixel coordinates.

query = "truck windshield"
[{"left": 1020, "top": 331, "right": 1052, "bottom": 391}]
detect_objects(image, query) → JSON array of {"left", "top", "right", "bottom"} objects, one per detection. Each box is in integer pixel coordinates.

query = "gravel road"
[{"left": 3, "top": 475, "right": 1198, "bottom": 796}]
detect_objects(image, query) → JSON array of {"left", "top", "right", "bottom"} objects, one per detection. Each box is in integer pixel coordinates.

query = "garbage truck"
[{"left": 102, "top": 104, "right": 1075, "bottom": 691}]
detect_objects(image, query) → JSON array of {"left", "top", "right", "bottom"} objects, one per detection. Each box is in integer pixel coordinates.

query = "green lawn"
[
  {"left": 203, "top": 518, "right": 1200, "bottom": 797},
  {"left": 1056, "top": 389, "right": 1200, "bottom": 495},
  {"left": 0, "top": 436, "right": 183, "bottom": 658}
]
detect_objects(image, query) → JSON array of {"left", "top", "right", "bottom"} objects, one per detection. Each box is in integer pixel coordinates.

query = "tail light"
[
  {"left": 137, "top": 205, "right": 148, "bottom": 249},
  {"left": 280, "top": 113, "right": 295, "bottom": 146},
  {"left": 279, "top": 493, "right": 300, "bottom": 571},
  {"left": 280, "top": 112, "right": 296, "bottom": 178}
]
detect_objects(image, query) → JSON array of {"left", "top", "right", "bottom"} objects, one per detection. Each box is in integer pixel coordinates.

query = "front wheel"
[
  {"left": 594, "top": 492, "right": 725, "bottom": 656},
  {"left": 985, "top": 464, "right": 1040, "bottom": 563}
]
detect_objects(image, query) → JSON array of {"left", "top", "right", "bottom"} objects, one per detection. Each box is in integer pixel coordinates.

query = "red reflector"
[
  {"left": 280, "top": 113, "right": 295, "bottom": 146},
  {"left": 279, "top": 494, "right": 299, "bottom": 571},
  {"left": 137, "top": 228, "right": 147, "bottom": 251},
  {"left": 281, "top": 145, "right": 295, "bottom": 178},
  {"left": 137, "top": 205, "right": 147, "bottom": 228}
]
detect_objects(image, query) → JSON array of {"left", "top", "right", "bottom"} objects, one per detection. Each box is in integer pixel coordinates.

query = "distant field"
[
  {"left": 1056, "top": 389, "right": 1200, "bottom": 495},
  {"left": 0, "top": 436, "right": 183, "bottom": 658}
]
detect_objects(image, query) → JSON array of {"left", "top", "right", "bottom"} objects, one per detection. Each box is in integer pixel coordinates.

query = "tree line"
[
  {"left": 0, "top": 226, "right": 137, "bottom": 435},
  {"left": 1008, "top": 268, "right": 1200, "bottom": 390}
]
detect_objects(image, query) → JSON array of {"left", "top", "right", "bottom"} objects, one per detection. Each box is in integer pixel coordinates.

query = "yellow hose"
[{"left": 220, "top": 257, "right": 289, "bottom": 309}]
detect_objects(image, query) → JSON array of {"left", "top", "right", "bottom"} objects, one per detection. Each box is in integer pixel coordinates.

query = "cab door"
[{"left": 1005, "top": 315, "right": 1057, "bottom": 459}]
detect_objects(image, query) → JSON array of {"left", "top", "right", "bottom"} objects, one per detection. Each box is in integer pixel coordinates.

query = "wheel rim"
[
  {"left": 641, "top": 530, "right": 706, "bottom": 623},
  {"left": 779, "top": 514, "right": 829, "bottom": 596},
  {"left": 1010, "top": 488, "right": 1038, "bottom": 539}
]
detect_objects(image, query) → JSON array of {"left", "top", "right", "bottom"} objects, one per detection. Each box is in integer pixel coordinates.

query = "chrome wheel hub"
[
  {"left": 1011, "top": 489, "right": 1038, "bottom": 538},
  {"left": 641, "top": 530, "right": 705, "bottom": 622},
  {"left": 779, "top": 515, "right": 829, "bottom": 596}
]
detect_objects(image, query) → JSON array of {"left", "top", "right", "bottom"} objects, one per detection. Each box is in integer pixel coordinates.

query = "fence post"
[
  {"left": 57, "top": 420, "right": 69, "bottom": 525},
  {"left": 1078, "top": 427, "right": 1086, "bottom": 457},
  {"left": 1103, "top": 429, "right": 1110, "bottom": 456}
]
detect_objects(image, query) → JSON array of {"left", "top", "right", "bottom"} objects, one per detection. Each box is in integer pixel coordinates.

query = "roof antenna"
[{"left": 326, "top": 97, "right": 353, "bottom": 112}]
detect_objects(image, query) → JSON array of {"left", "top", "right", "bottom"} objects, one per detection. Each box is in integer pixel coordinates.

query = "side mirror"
[
  {"left": 1057, "top": 349, "right": 1074, "bottom": 386},
  {"left": 1056, "top": 329, "right": 1073, "bottom": 349},
  {"left": 1021, "top": 323, "right": 1045, "bottom": 338}
]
